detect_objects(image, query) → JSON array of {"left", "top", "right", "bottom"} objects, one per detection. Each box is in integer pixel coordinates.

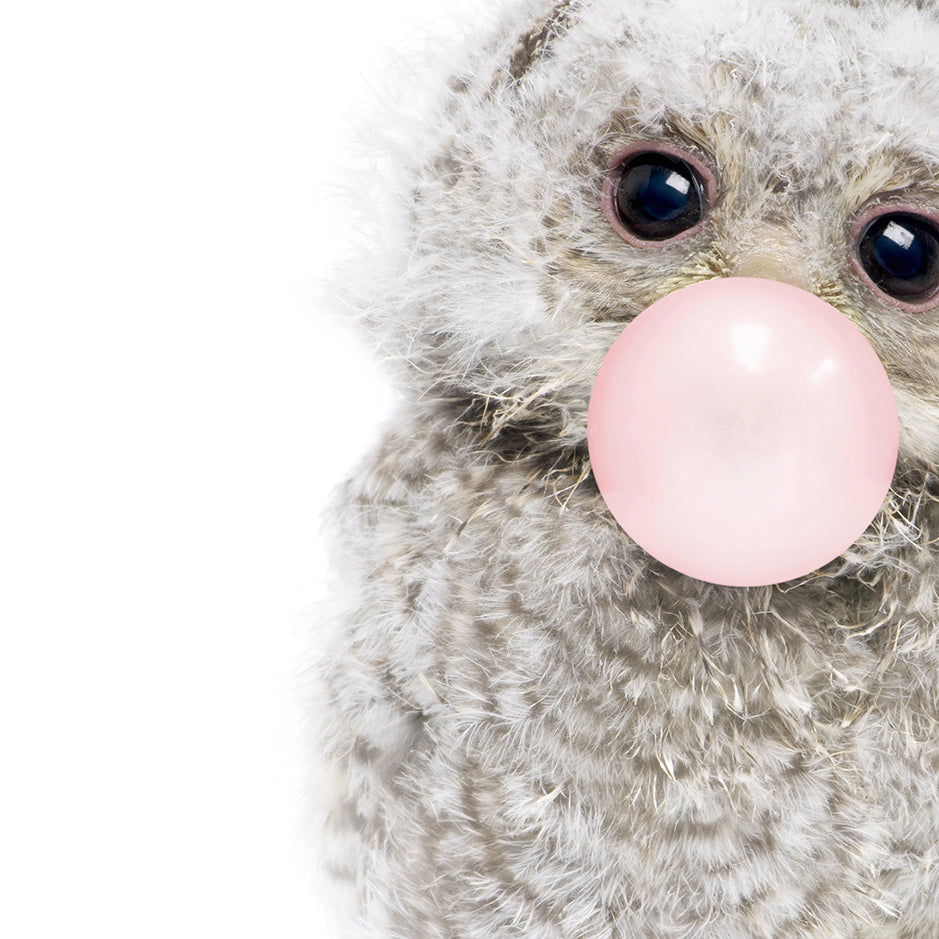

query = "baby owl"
[{"left": 319, "top": 0, "right": 939, "bottom": 935}]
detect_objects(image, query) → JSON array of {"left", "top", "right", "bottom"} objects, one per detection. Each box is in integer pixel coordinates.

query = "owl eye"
[
  {"left": 605, "top": 148, "right": 710, "bottom": 244},
  {"left": 854, "top": 209, "right": 939, "bottom": 310}
]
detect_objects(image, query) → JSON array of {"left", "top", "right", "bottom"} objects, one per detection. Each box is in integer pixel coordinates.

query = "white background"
[{"left": 0, "top": 1, "right": 492, "bottom": 935}]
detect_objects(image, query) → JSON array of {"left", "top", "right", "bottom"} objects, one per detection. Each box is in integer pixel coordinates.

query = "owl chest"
[{"left": 407, "top": 595, "right": 939, "bottom": 932}]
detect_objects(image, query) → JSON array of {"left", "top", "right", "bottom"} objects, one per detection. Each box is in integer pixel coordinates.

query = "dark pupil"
[
  {"left": 615, "top": 153, "right": 703, "bottom": 240},
  {"left": 636, "top": 167, "right": 690, "bottom": 221},
  {"left": 859, "top": 212, "right": 939, "bottom": 303},
  {"left": 873, "top": 221, "right": 925, "bottom": 278}
]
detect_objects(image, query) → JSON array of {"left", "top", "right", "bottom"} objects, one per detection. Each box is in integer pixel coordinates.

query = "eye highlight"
[
  {"left": 851, "top": 205, "right": 939, "bottom": 311},
  {"left": 603, "top": 145, "right": 714, "bottom": 246}
]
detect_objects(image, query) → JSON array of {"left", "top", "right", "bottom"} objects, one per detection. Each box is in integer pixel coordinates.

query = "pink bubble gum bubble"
[{"left": 587, "top": 277, "right": 899, "bottom": 587}]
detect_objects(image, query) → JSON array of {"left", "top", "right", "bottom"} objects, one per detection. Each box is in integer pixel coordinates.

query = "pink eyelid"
[{"left": 601, "top": 142, "right": 718, "bottom": 247}]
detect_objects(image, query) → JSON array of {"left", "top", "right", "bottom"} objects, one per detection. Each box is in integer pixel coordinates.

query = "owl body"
[{"left": 321, "top": 1, "right": 939, "bottom": 935}]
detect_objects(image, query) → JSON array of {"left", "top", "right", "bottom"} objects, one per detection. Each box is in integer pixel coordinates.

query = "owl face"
[{"left": 365, "top": 0, "right": 939, "bottom": 573}]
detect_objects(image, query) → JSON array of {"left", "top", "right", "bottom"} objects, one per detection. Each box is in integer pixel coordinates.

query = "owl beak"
[{"left": 731, "top": 252, "right": 812, "bottom": 293}]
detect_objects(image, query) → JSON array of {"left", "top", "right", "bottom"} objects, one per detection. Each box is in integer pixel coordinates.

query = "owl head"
[{"left": 353, "top": 0, "right": 939, "bottom": 593}]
